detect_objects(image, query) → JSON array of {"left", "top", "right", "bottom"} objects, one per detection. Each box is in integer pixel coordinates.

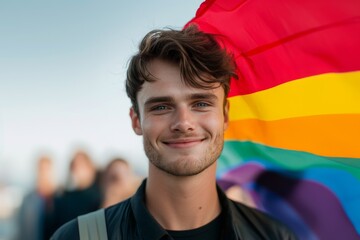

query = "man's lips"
[{"left": 162, "top": 138, "right": 205, "bottom": 148}]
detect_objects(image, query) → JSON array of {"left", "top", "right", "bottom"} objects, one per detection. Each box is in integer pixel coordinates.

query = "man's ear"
[
  {"left": 224, "top": 100, "right": 230, "bottom": 131},
  {"left": 129, "top": 107, "right": 143, "bottom": 135}
]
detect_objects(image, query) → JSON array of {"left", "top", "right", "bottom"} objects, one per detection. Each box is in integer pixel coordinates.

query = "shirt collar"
[
  {"left": 130, "top": 179, "right": 170, "bottom": 240},
  {"left": 130, "top": 179, "right": 237, "bottom": 240}
]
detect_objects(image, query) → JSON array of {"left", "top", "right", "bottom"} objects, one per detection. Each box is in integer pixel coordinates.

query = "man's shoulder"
[
  {"left": 229, "top": 199, "right": 274, "bottom": 221},
  {"left": 229, "top": 200, "right": 297, "bottom": 239},
  {"left": 51, "top": 199, "right": 132, "bottom": 240}
]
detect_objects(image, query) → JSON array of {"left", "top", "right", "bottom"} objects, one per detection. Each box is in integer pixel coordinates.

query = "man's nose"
[{"left": 170, "top": 107, "right": 195, "bottom": 132}]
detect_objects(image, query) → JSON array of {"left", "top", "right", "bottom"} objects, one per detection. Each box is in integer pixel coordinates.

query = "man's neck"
[{"left": 145, "top": 163, "right": 221, "bottom": 230}]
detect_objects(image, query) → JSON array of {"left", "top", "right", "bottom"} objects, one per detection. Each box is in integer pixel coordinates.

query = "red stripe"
[{"left": 186, "top": 0, "right": 360, "bottom": 96}]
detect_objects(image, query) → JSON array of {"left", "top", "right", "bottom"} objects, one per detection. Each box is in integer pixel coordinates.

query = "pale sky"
[{"left": 0, "top": 0, "right": 204, "bottom": 188}]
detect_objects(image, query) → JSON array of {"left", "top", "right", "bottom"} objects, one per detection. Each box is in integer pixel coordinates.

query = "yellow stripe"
[
  {"left": 224, "top": 114, "right": 360, "bottom": 158},
  {"left": 229, "top": 71, "right": 360, "bottom": 121}
]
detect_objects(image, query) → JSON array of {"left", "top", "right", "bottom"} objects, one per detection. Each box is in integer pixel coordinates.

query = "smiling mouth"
[{"left": 163, "top": 138, "right": 205, "bottom": 148}]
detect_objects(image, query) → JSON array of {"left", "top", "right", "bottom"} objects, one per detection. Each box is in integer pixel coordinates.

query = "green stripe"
[{"left": 219, "top": 141, "right": 360, "bottom": 179}]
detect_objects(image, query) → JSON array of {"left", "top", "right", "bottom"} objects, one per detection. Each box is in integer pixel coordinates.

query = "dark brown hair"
[{"left": 125, "top": 24, "right": 237, "bottom": 114}]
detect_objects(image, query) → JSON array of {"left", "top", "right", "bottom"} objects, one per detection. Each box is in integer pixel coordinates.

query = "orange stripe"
[{"left": 224, "top": 114, "right": 360, "bottom": 158}]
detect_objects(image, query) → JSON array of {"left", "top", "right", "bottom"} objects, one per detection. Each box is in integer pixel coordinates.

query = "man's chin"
[{"left": 156, "top": 157, "right": 215, "bottom": 177}]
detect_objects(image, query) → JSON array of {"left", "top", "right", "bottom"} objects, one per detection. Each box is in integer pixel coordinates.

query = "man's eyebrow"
[
  {"left": 144, "top": 96, "right": 174, "bottom": 106},
  {"left": 144, "top": 93, "right": 218, "bottom": 107},
  {"left": 188, "top": 93, "right": 218, "bottom": 101}
]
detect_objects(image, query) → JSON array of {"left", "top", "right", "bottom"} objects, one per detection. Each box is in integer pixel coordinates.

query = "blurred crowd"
[
  {"left": 0, "top": 149, "right": 256, "bottom": 240},
  {"left": 6, "top": 150, "right": 142, "bottom": 240}
]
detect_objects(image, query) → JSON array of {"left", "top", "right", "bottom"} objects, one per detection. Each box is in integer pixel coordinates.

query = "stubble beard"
[{"left": 143, "top": 133, "right": 224, "bottom": 177}]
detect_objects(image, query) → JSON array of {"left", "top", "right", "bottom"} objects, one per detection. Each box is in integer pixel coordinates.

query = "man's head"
[
  {"left": 125, "top": 24, "right": 237, "bottom": 115},
  {"left": 126, "top": 25, "right": 237, "bottom": 177}
]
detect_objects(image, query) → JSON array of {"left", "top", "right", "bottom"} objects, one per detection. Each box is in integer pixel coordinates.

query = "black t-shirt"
[{"left": 167, "top": 212, "right": 224, "bottom": 240}]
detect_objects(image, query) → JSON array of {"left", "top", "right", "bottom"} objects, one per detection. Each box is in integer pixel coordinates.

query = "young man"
[{"left": 51, "top": 25, "right": 297, "bottom": 239}]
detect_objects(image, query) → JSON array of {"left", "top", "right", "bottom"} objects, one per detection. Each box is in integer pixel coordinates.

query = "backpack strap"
[{"left": 78, "top": 208, "right": 108, "bottom": 240}]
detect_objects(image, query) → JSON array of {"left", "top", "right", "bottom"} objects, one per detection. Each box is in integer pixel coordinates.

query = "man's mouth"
[{"left": 162, "top": 138, "right": 205, "bottom": 148}]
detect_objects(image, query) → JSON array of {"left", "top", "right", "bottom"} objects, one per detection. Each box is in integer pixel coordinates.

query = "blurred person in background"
[
  {"left": 101, "top": 158, "right": 142, "bottom": 208},
  {"left": 16, "top": 155, "right": 57, "bottom": 240},
  {"left": 49, "top": 150, "right": 102, "bottom": 236}
]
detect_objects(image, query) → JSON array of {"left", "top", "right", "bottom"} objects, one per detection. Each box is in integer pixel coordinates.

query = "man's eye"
[
  {"left": 151, "top": 105, "right": 168, "bottom": 111},
  {"left": 194, "top": 102, "right": 209, "bottom": 108}
]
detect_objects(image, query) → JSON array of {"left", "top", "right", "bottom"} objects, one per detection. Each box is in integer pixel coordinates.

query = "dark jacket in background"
[{"left": 48, "top": 178, "right": 102, "bottom": 237}]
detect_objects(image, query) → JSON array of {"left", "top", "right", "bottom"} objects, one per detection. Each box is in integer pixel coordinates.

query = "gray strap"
[{"left": 78, "top": 208, "right": 108, "bottom": 240}]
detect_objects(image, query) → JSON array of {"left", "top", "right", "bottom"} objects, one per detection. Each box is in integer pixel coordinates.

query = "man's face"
[{"left": 130, "top": 59, "right": 229, "bottom": 176}]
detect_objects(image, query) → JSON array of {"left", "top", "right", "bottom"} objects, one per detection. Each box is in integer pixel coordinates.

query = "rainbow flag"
[{"left": 186, "top": 0, "right": 360, "bottom": 239}]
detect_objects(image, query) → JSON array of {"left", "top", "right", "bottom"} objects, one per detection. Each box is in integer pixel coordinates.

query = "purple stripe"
[{"left": 218, "top": 163, "right": 359, "bottom": 239}]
